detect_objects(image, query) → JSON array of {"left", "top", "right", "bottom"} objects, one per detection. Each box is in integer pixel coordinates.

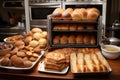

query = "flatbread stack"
[{"left": 44, "top": 49, "right": 69, "bottom": 71}]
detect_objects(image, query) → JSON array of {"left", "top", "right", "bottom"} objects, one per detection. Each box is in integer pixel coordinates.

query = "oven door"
[{"left": 29, "top": 3, "right": 61, "bottom": 27}]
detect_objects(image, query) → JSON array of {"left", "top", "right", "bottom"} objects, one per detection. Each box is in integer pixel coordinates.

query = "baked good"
[
  {"left": 79, "top": 8, "right": 88, "bottom": 20},
  {"left": 11, "top": 55, "right": 24, "bottom": 67},
  {"left": 62, "top": 8, "right": 73, "bottom": 19},
  {"left": 76, "top": 34, "right": 83, "bottom": 44},
  {"left": 69, "top": 24, "right": 77, "bottom": 31},
  {"left": 51, "top": 8, "right": 64, "bottom": 19},
  {"left": 0, "top": 57, "right": 10, "bottom": 66},
  {"left": 23, "top": 60, "right": 33, "bottom": 67},
  {"left": 33, "top": 32, "right": 42, "bottom": 40},
  {"left": 16, "top": 51, "right": 26, "bottom": 57},
  {"left": 24, "top": 36, "right": 32, "bottom": 45},
  {"left": 53, "top": 35, "right": 60, "bottom": 44},
  {"left": 70, "top": 52, "right": 78, "bottom": 73},
  {"left": 39, "top": 38, "right": 47, "bottom": 48},
  {"left": 26, "top": 31, "right": 33, "bottom": 36},
  {"left": 83, "top": 34, "right": 90, "bottom": 44},
  {"left": 68, "top": 34, "right": 76, "bottom": 43},
  {"left": 77, "top": 24, "right": 85, "bottom": 30},
  {"left": 29, "top": 40, "right": 39, "bottom": 48},
  {"left": 87, "top": 8, "right": 100, "bottom": 21},
  {"left": 86, "top": 25, "right": 94, "bottom": 30},
  {"left": 31, "top": 28, "right": 42, "bottom": 33},
  {"left": 60, "top": 35, "right": 68, "bottom": 44},
  {"left": 60, "top": 24, "right": 69, "bottom": 30},
  {"left": 87, "top": 8, "right": 100, "bottom": 14},
  {"left": 14, "top": 41, "right": 25, "bottom": 49},
  {"left": 71, "top": 8, "right": 82, "bottom": 20},
  {"left": 41, "top": 31, "right": 47, "bottom": 39},
  {"left": 90, "top": 35, "right": 96, "bottom": 45}
]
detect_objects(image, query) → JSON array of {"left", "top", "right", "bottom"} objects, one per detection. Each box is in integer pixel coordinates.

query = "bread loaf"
[
  {"left": 51, "top": 8, "right": 64, "bottom": 19},
  {"left": 62, "top": 8, "right": 73, "bottom": 19},
  {"left": 71, "top": 8, "right": 82, "bottom": 20}
]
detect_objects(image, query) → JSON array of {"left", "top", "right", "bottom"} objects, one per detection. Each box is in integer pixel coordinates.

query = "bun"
[
  {"left": 60, "top": 24, "right": 69, "bottom": 30},
  {"left": 39, "top": 38, "right": 47, "bottom": 48},
  {"left": 83, "top": 34, "right": 90, "bottom": 44},
  {"left": 68, "top": 34, "right": 76, "bottom": 43},
  {"left": 69, "top": 24, "right": 77, "bottom": 31},
  {"left": 86, "top": 25, "right": 94, "bottom": 30},
  {"left": 33, "top": 32, "right": 42, "bottom": 40},
  {"left": 62, "top": 8, "right": 73, "bottom": 19},
  {"left": 11, "top": 55, "right": 24, "bottom": 67},
  {"left": 51, "top": 8, "right": 64, "bottom": 19},
  {"left": 14, "top": 41, "right": 25, "bottom": 49},
  {"left": 24, "top": 36, "right": 32, "bottom": 45},
  {"left": 60, "top": 35, "right": 68, "bottom": 44},
  {"left": 90, "top": 35, "right": 96, "bottom": 44},
  {"left": 31, "top": 28, "right": 42, "bottom": 33},
  {"left": 76, "top": 34, "right": 83, "bottom": 44},
  {"left": 29, "top": 40, "right": 39, "bottom": 48},
  {"left": 77, "top": 24, "right": 85, "bottom": 30},
  {"left": 53, "top": 35, "right": 60, "bottom": 44}
]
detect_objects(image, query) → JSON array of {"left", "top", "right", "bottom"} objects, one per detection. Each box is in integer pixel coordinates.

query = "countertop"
[{"left": 0, "top": 57, "right": 120, "bottom": 80}]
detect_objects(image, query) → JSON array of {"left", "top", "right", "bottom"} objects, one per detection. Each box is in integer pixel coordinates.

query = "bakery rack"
[{"left": 47, "top": 15, "right": 102, "bottom": 48}]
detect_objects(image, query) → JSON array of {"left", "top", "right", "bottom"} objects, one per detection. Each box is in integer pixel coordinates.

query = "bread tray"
[
  {"left": 0, "top": 51, "right": 44, "bottom": 70},
  {"left": 72, "top": 67, "right": 112, "bottom": 77}
]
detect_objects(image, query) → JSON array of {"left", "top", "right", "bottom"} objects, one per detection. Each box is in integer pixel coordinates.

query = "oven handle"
[{"left": 29, "top": 3, "right": 61, "bottom": 7}]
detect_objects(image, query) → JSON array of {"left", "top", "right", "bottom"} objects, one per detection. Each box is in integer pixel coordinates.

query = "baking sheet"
[{"left": 0, "top": 51, "right": 44, "bottom": 70}]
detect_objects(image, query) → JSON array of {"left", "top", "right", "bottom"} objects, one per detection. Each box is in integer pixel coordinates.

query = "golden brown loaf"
[
  {"left": 53, "top": 35, "right": 60, "bottom": 44},
  {"left": 77, "top": 24, "right": 85, "bottom": 30},
  {"left": 79, "top": 8, "right": 88, "bottom": 20},
  {"left": 51, "top": 8, "right": 64, "bottom": 19},
  {"left": 62, "top": 8, "right": 73, "bottom": 19},
  {"left": 76, "top": 34, "right": 83, "bottom": 44},
  {"left": 71, "top": 8, "right": 82, "bottom": 20}
]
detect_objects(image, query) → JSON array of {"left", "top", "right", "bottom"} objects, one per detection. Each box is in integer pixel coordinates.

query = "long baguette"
[
  {"left": 77, "top": 52, "right": 84, "bottom": 72},
  {"left": 70, "top": 52, "right": 78, "bottom": 73}
]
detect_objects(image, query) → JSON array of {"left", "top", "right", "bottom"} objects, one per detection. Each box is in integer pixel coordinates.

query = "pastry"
[
  {"left": 29, "top": 40, "right": 39, "bottom": 48},
  {"left": 14, "top": 41, "right": 25, "bottom": 49}
]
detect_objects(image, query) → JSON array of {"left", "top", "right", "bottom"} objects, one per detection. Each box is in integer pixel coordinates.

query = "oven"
[{"left": 28, "top": 0, "right": 62, "bottom": 29}]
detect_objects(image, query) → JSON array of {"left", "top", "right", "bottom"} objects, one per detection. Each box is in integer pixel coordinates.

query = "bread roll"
[
  {"left": 69, "top": 24, "right": 77, "bottom": 31},
  {"left": 62, "top": 8, "right": 73, "bottom": 19},
  {"left": 14, "top": 41, "right": 25, "bottom": 49},
  {"left": 31, "top": 28, "right": 42, "bottom": 33},
  {"left": 60, "top": 35, "right": 68, "bottom": 44},
  {"left": 77, "top": 24, "right": 85, "bottom": 30},
  {"left": 68, "top": 34, "right": 76, "bottom": 43},
  {"left": 83, "top": 34, "right": 90, "bottom": 44},
  {"left": 53, "top": 35, "right": 60, "bottom": 44},
  {"left": 60, "top": 24, "right": 69, "bottom": 30},
  {"left": 86, "top": 25, "right": 94, "bottom": 30},
  {"left": 29, "top": 40, "right": 39, "bottom": 48},
  {"left": 51, "top": 8, "right": 64, "bottom": 19},
  {"left": 87, "top": 11, "right": 99, "bottom": 21},
  {"left": 76, "top": 34, "right": 83, "bottom": 44},
  {"left": 90, "top": 35, "right": 96, "bottom": 45},
  {"left": 24, "top": 36, "right": 32, "bottom": 45}
]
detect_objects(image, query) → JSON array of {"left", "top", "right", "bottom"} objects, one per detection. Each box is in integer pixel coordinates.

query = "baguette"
[
  {"left": 77, "top": 52, "right": 84, "bottom": 72},
  {"left": 70, "top": 52, "right": 78, "bottom": 73}
]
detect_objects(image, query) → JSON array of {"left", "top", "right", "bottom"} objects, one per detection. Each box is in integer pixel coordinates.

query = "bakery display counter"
[{"left": 0, "top": 57, "right": 120, "bottom": 80}]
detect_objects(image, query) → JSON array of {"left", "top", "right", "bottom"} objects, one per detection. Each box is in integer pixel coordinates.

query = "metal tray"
[{"left": 0, "top": 51, "right": 44, "bottom": 70}]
